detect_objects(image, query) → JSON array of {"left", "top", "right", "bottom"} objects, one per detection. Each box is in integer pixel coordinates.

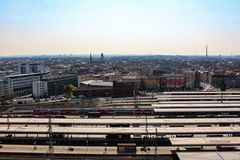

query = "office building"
[
  {"left": 184, "top": 71, "right": 200, "bottom": 89},
  {"left": 200, "top": 71, "right": 209, "bottom": 83},
  {"left": 17, "top": 63, "right": 48, "bottom": 74},
  {"left": 209, "top": 73, "right": 240, "bottom": 88},
  {"left": 0, "top": 79, "right": 8, "bottom": 100},
  {"left": 32, "top": 81, "right": 48, "bottom": 98},
  {"left": 159, "top": 74, "right": 185, "bottom": 91},
  {"left": 4, "top": 73, "right": 49, "bottom": 97},
  {"left": 113, "top": 80, "right": 137, "bottom": 98},
  {"left": 42, "top": 74, "right": 80, "bottom": 97}
]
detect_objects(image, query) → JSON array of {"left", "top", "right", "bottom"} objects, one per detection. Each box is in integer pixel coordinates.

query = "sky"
[{"left": 0, "top": 0, "right": 240, "bottom": 56}]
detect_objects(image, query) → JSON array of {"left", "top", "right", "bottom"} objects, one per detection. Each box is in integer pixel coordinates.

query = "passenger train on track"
[{"left": 33, "top": 108, "right": 155, "bottom": 116}]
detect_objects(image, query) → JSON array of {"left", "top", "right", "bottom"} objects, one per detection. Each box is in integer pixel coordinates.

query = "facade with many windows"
[
  {"left": 17, "top": 63, "right": 48, "bottom": 74},
  {"left": 184, "top": 71, "right": 201, "bottom": 89},
  {"left": 0, "top": 79, "right": 8, "bottom": 100},
  {"left": 32, "top": 81, "right": 48, "bottom": 98},
  {"left": 113, "top": 80, "right": 137, "bottom": 98},
  {"left": 159, "top": 74, "right": 185, "bottom": 91},
  {"left": 4, "top": 73, "right": 49, "bottom": 97},
  {"left": 42, "top": 74, "right": 80, "bottom": 97}
]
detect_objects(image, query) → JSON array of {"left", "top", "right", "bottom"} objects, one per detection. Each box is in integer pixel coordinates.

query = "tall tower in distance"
[
  {"left": 90, "top": 53, "right": 93, "bottom": 63},
  {"left": 206, "top": 44, "right": 208, "bottom": 57},
  {"left": 101, "top": 53, "right": 104, "bottom": 61}
]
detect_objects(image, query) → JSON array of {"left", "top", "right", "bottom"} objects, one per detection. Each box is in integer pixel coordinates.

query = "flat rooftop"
[
  {"left": 170, "top": 137, "right": 240, "bottom": 146},
  {"left": 162, "top": 91, "right": 240, "bottom": 95},
  {"left": 4, "top": 72, "right": 49, "bottom": 78},
  {"left": 42, "top": 74, "right": 78, "bottom": 81},
  {"left": 177, "top": 152, "right": 240, "bottom": 160},
  {"left": 158, "top": 101, "right": 240, "bottom": 104},
  {"left": 0, "top": 126, "right": 240, "bottom": 135},
  {"left": 0, "top": 144, "right": 175, "bottom": 155},
  {"left": 81, "top": 80, "right": 113, "bottom": 87},
  {"left": 157, "top": 95, "right": 240, "bottom": 98},
  {"left": 1, "top": 117, "right": 240, "bottom": 125},
  {"left": 154, "top": 108, "right": 240, "bottom": 113},
  {"left": 157, "top": 97, "right": 240, "bottom": 100},
  {"left": 152, "top": 103, "right": 240, "bottom": 108}
]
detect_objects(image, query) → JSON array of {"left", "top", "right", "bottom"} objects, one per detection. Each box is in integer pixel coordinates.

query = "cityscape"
[{"left": 1, "top": 0, "right": 240, "bottom": 160}]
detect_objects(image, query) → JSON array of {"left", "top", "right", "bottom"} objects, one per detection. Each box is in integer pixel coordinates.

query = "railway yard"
[{"left": 1, "top": 91, "right": 240, "bottom": 159}]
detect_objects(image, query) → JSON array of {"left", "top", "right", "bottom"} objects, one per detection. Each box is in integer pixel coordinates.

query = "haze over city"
[
  {"left": 2, "top": 1, "right": 240, "bottom": 160},
  {"left": 0, "top": 0, "right": 240, "bottom": 56}
]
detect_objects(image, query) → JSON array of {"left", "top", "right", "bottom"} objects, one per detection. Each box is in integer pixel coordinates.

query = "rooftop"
[
  {"left": 1, "top": 117, "right": 240, "bottom": 125},
  {"left": 4, "top": 72, "right": 49, "bottom": 78},
  {"left": 81, "top": 80, "right": 113, "bottom": 87},
  {"left": 0, "top": 126, "right": 240, "bottom": 135},
  {"left": 42, "top": 74, "right": 78, "bottom": 80},
  {"left": 177, "top": 152, "right": 240, "bottom": 160}
]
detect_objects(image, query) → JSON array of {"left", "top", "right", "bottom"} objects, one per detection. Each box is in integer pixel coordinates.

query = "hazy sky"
[{"left": 0, "top": 0, "right": 240, "bottom": 56}]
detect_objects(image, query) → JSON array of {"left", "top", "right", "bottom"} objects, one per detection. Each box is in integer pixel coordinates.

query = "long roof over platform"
[
  {"left": 157, "top": 95, "right": 240, "bottom": 98},
  {"left": 0, "top": 126, "right": 240, "bottom": 135},
  {"left": 0, "top": 144, "right": 173, "bottom": 155},
  {"left": 158, "top": 101, "right": 240, "bottom": 104},
  {"left": 1, "top": 118, "right": 240, "bottom": 125},
  {"left": 161, "top": 91, "right": 240, "bottom": 95},
  {"left": 154, "top": 108, "right": 240, "bottom": 113},
  {"left": 157, "top": 96, "right": 240, "bottom": 101},
  {"left": 177, "top": 152, "right": 240, "bottom": 160},
  {"left": 170, "top": 137, "right": 240, "bottom": 146},
  {"left": 152, "top": 103, "right": 240, "bottom": 108}
]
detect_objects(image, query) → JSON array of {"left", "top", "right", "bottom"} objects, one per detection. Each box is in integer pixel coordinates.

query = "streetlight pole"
[
  {"left": 47, "top": 109, "right": 54, "bottom": 159},
  {"left": 7, "top": 113, "right": 9, "bottom": 129},
  {"left": 220, "top": 78, "right": 226, "bottom": 103}
]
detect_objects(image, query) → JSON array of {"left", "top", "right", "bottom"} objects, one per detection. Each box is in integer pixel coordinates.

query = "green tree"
[{"left": 64, "top": 84, "right": 77, "bottom": 96}]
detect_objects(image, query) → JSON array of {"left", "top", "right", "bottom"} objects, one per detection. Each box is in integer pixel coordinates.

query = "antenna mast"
[{"left": 206, "top": 44, "right": 208, "bottom": 57}]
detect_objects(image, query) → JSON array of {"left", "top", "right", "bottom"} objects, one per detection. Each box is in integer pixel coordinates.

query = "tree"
[{"left": 64, "top": 84, "right": 77, "bottom": 96}]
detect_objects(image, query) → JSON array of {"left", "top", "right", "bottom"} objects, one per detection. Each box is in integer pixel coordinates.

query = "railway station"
[{"left": 1, "top": 91, "right": 240, "bottom": 159}]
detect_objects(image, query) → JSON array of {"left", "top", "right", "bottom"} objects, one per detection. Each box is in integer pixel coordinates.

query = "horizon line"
[{"left": 0, "top": 53, "right": 239, "bottom": 58}]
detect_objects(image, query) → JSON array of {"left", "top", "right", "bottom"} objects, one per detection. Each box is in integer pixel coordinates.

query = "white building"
[
  {"left": 32, "top": 81, "right": 48, "bottom": 98},
  {"left": 81, "top": 80, "right": 113, "bottom": 87},
  {"left": 4, "top": 72, "right": 49, "bottom": 97},
  {"left": 17, "top": 63, "right": 49, "bottom": 74}
]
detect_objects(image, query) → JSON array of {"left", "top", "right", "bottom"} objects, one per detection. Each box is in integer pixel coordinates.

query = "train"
[
  {"left": 32, "top": 107, "right": 240, "bottom": 118},
  {"left": 0, "top": 115, "right": 66, "bottom": 118},
  {"left": 33, "top": 108, "right": 155, "bottom": 116}
]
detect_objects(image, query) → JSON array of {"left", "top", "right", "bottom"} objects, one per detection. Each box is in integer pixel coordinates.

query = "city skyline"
[{"left": 0, "top": 0, "right": 240, "bottom": 56}]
